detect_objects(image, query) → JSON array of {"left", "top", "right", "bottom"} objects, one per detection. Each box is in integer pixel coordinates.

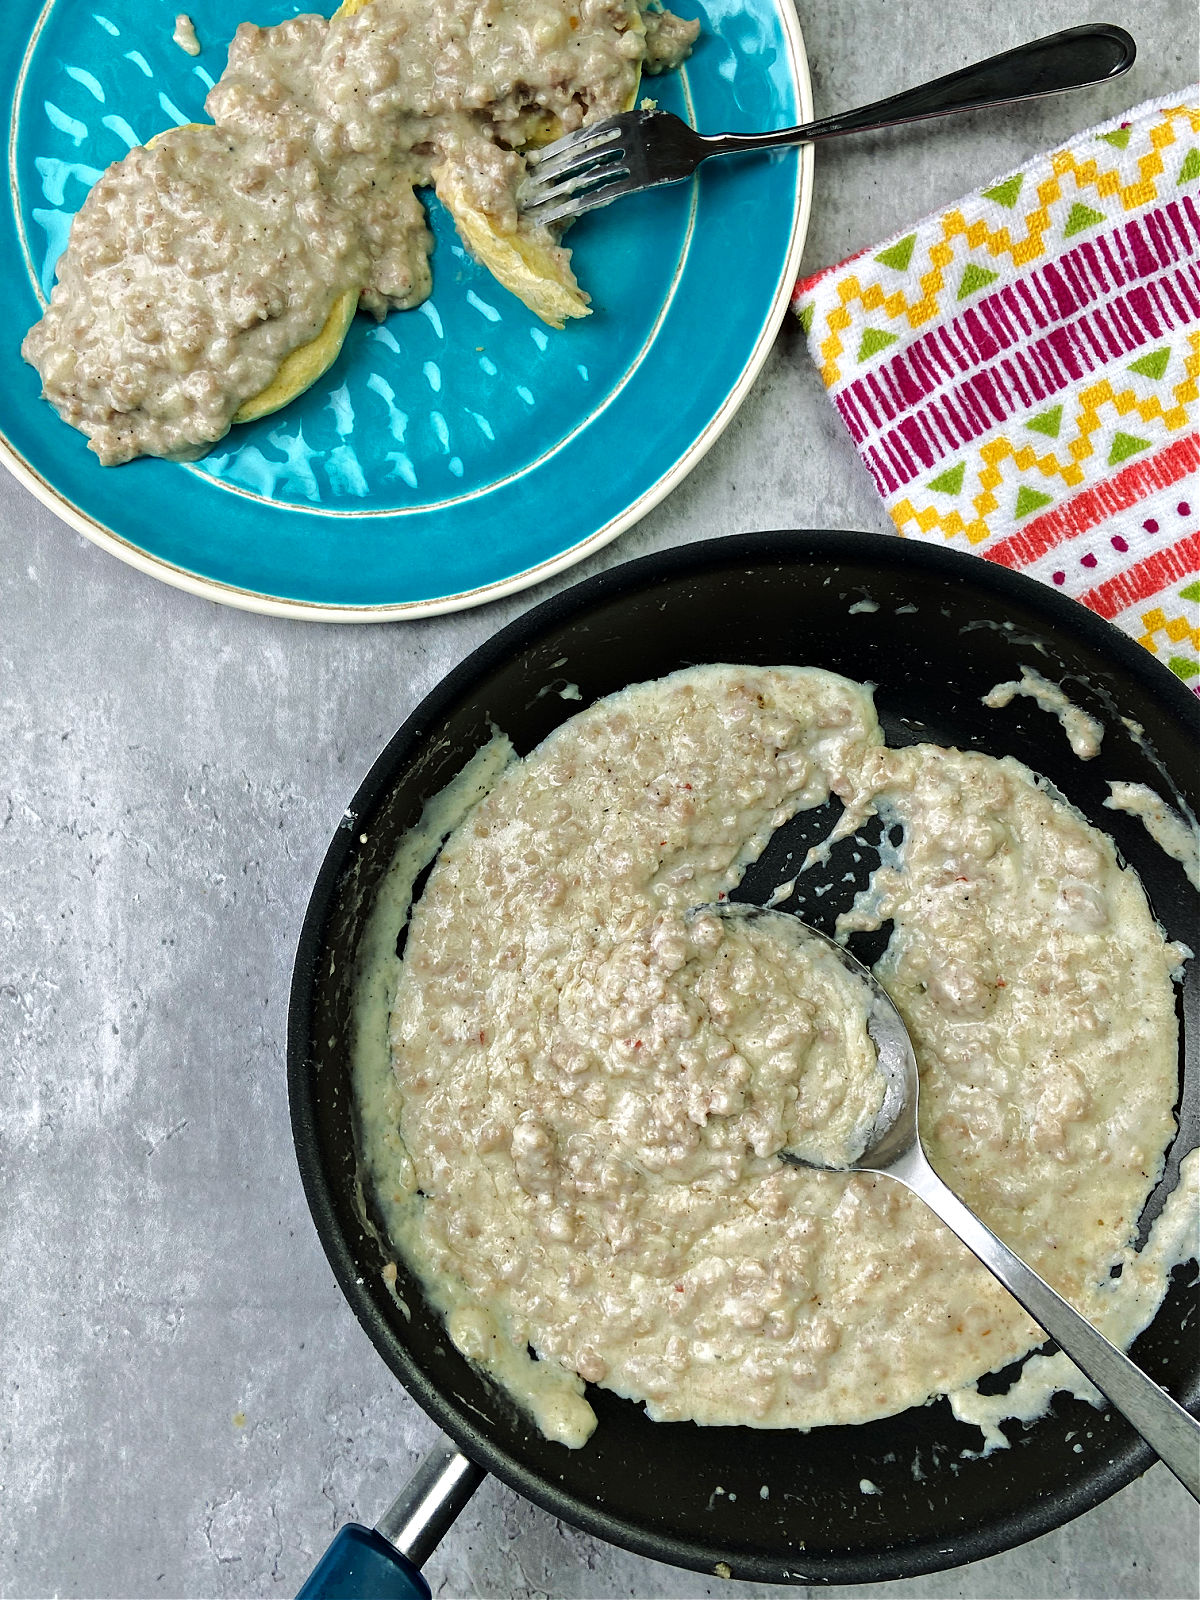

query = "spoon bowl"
[{"left": 707, "top": 900, "right": 1200, "bottom": 1500}]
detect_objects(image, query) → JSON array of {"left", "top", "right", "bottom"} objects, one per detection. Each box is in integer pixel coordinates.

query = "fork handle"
[{"left": 702, "top": 23, "right": 1135, "bottom": 157}]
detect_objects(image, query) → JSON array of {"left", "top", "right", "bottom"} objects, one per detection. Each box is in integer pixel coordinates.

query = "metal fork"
[{"left": 519, "top": 22, "right": 1136, "bottom": 227}]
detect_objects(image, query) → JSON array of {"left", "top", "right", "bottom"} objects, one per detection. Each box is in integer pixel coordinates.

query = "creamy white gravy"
[
  {"left": 23, "top": 0, "right": 696, "bottom": 464},
  {"left": 950, "top": 1147, "right": 1198, "bottom": 1451},
  {"left": 357, "top": 666, "right": 1193, "bottom": 1448},
  {"left": 173, "top": 13, "right": 201, "bottom": 55},
  {"left": 1105, "top": 781, "right": 1200, "bottom": 891},
  {"left": 984, "top": 666, "right": 1104, "bottom": 759}
]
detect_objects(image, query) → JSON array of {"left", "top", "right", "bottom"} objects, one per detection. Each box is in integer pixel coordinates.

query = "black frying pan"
[{"left": 288, "top": 530, "right": 1199, "bottom": 1590}]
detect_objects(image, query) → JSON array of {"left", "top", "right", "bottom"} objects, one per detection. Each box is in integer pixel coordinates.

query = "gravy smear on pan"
[
  {"left": 22, "top": 0, "right": 696, "bottom": 465},
  {"left": 360, "top": 666, "right": 1190, "bottom": 1446}
]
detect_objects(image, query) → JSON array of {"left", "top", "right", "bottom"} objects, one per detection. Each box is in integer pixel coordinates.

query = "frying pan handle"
[
  {"left": 296, "top": 1436, "right": 486, "bottom": 1599},
  {"left": 296, "top": 1524, "right": 431, "bottom": 1600}
]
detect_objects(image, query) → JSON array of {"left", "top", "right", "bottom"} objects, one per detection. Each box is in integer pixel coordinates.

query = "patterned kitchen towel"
[{"left": 792, "top": 87, "right": 1200, "bottom": 687}]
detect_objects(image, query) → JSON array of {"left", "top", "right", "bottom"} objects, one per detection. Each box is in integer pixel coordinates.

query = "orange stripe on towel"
[
  {"left": 1079, "top": 531, "right": 1200, "bottom": 619},
  {"left": 987, "top": 434, "right": 1200, "bottom": 569}
]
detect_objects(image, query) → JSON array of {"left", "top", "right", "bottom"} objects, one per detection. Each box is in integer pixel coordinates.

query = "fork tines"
[{"left": 519, "top": 113, "right": 638, "bottom": 227}]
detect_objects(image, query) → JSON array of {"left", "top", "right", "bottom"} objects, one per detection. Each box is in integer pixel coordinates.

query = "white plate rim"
[{"left": 0, "top": 4, "right": 814, "bottom": 623}]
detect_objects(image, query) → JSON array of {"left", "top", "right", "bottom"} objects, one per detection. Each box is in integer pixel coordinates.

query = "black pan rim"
[{"left": 287, "top": 527, "right": 1199, "bottom": 1587}]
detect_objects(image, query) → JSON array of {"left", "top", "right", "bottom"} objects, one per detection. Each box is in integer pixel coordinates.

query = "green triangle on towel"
[
  {"left": 982, "top": 174, "right": 1024, "bottom": 208},
  {"left": 927, "top": 462, "right": 966, "bottom": 494},
  {"left": 1128, "top": 348, "right": 1170, "bottom": 380},
  {"left": 957, "top": 263, "right": 999, "bottom": 300},
  {"left": 1015, "top": 485, "right": 1053, "bottom": 519},
  {"left": 1108, "top": 431, "right": 1150, "bottom": 465},
  {"left": 1025, "top": 404, "right": 1063, "bottom": 438},
  {"left": 1064, "top": 201, "right": 1105, "bottom": 237},
  {"left": 1168, "top": 657, "right": 1199, "bottom": 680},
  {"left": 875, "top": 234, "right": 916, "bottom": 271},
  {"left": 1179, "top": 147, "right": 1200, "bottom": 185},
  {"left": 797, "top": 302, "right": 815, "bottom": 334},
  {"left": 857, "top": 327, "right": 899, "bottom": 362},
  {"left": 1097, "top": 126, "right": 1131, "bottom": 149},
  {"left": 1177, "top": 580, "right": 1200, "bottom": 603}
]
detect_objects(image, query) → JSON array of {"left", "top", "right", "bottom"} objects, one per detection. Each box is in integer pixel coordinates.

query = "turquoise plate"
[{"left": 2, "top": 0, "right": 811, "bottom": 618}]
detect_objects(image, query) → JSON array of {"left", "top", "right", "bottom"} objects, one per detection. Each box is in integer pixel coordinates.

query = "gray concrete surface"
[{"left": 2, "top": 2, "right": 1198, "bottom": 1596}]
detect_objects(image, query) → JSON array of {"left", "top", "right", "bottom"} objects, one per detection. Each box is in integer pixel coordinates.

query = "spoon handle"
[{"left": 890, "top": 1146, "right": 1199, "bottom": 1500}]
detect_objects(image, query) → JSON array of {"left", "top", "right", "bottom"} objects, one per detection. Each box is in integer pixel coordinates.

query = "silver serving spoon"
[{"left": 708, "top": 902, "right": 1200, "bottom": 1500}]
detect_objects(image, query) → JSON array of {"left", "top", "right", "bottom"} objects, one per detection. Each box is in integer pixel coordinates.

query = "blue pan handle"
[
  {"left": 297, "top": 1436, "right": 485, "bottom": 1600},
  {"left": 297, "top": 1525, "right": 430, "bottom": 1600}
]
